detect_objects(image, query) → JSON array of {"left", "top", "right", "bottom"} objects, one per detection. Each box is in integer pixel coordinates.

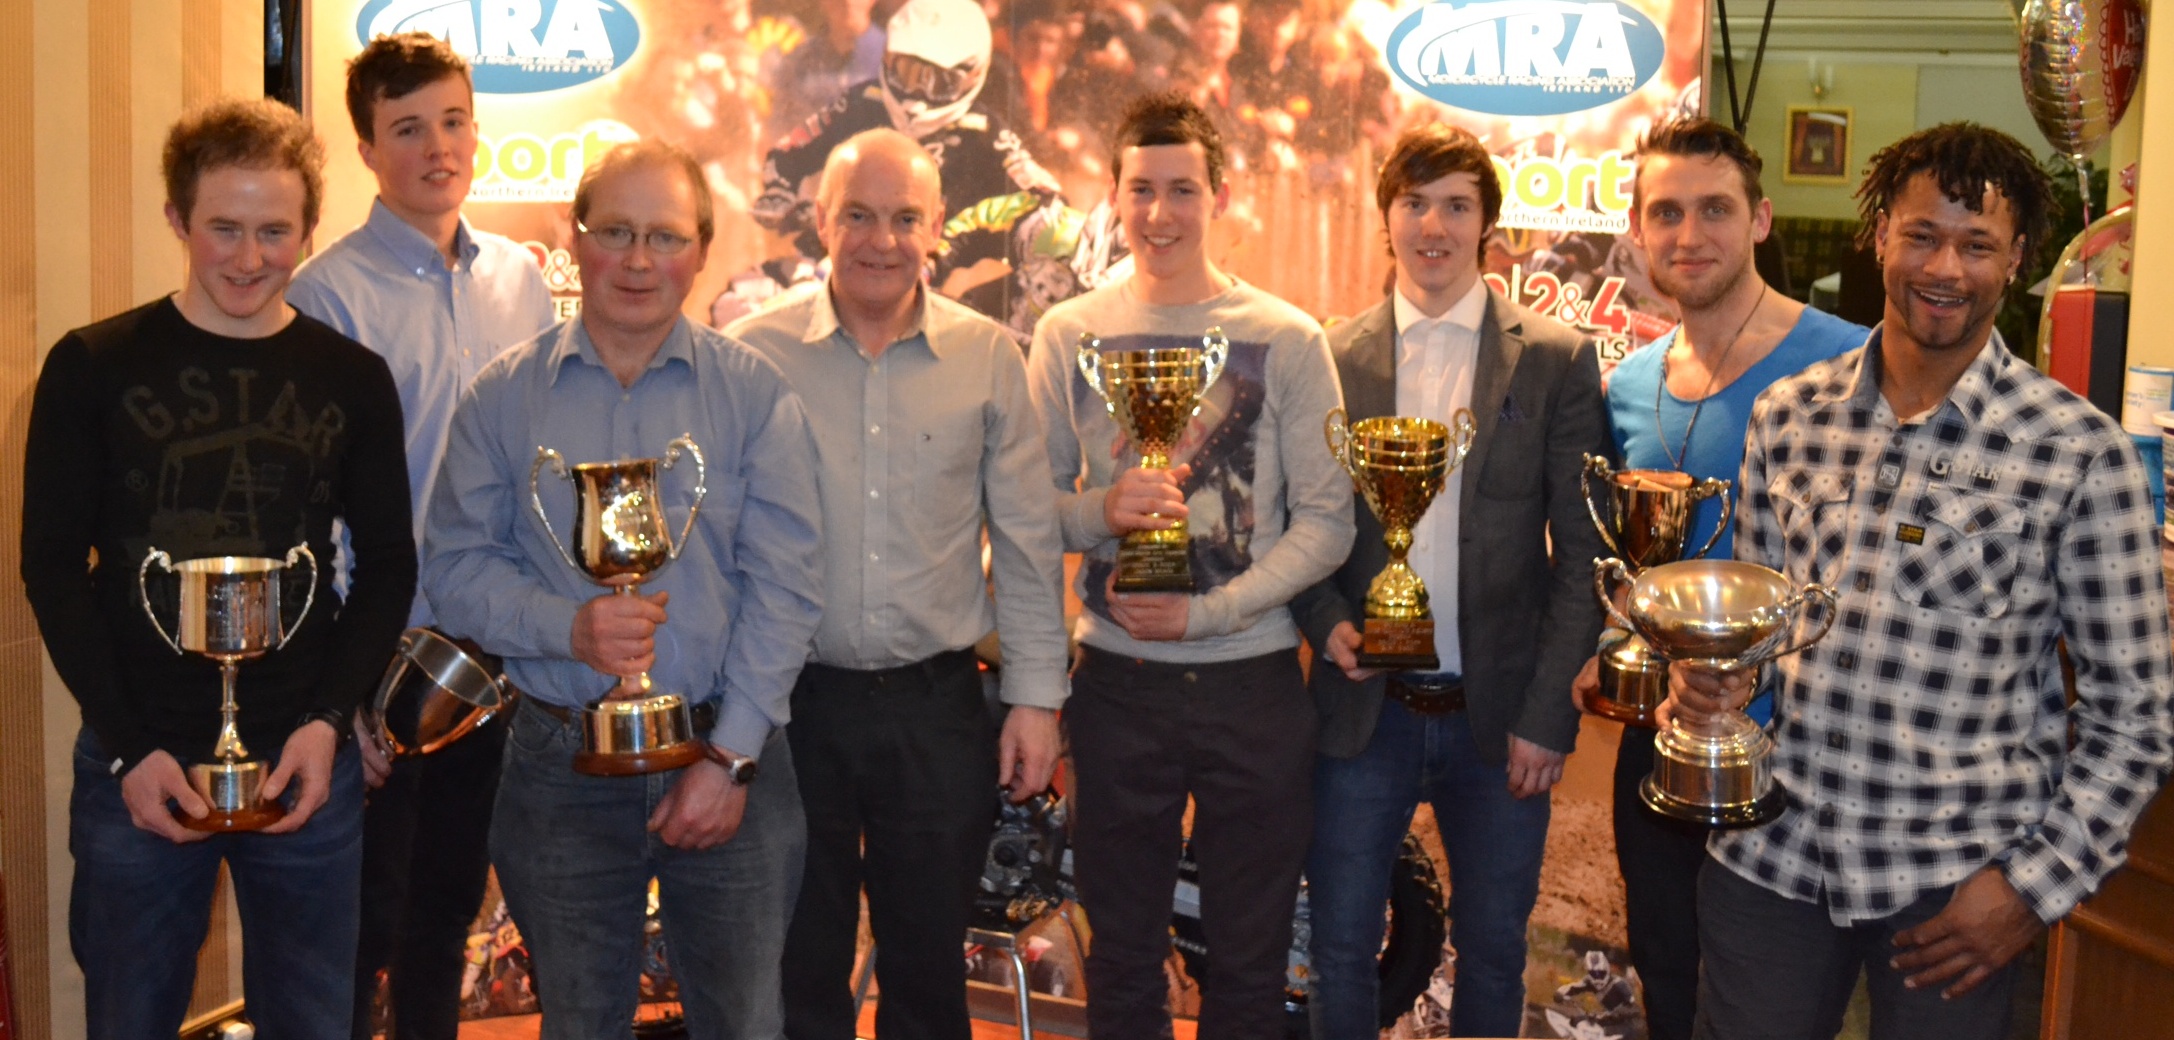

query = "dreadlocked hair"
[{"left": 1854, "top": 122, "right": 2054, "bottom": 258}]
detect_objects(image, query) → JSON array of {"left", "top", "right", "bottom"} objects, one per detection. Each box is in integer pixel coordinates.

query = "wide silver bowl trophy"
[
  {"left": 1595, "top": 558, "right": 1835, "bottom": 827},
  {"left": 1582, "top": 455, "right": 1731, "bottom": 726},
  {"left": 532, "top": 435, "right": 708, "bottom": 775},
  {"left": 1076, "top": 329, "right": 1228, "bottom": 592},
  {"left": 1323, "top": 407, "right": 1474, "bottom": 669},
  {"left": 137, "top": 545, "right": 318, "bottom": 831},
  {"left": 367, "top": 628, "right": 512, "bottom": 759}
]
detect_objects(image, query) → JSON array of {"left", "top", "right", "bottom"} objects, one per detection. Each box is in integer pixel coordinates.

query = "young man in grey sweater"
[{"left": 1026, "top": 91, "right": 1354, "bottom": 1040}]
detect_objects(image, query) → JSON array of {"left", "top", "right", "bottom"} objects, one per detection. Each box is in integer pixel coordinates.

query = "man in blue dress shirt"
[
  {"left": 422, "top": 139, "right": 824, "bottom": 1040},
  {"left": 286, "top": 33, "right": 554, "bottom": 1040}
]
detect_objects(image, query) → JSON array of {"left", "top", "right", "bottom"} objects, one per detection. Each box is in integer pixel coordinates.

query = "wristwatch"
[
  {"left": 702, "top": 742, "right": 759, "bottom": 785},
  {"left": 298, "top": 709, "right": 352, "bottom": 746}
]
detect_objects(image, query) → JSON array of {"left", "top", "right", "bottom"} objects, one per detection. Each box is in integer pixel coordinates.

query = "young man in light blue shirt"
[{"left": 286, "top": 32, "right": 552, "bottom": 1040}]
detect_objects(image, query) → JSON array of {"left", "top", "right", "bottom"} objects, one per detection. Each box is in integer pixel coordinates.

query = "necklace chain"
[{"left": 1656, "top": 284, "right": 1768, "bottom": 470}]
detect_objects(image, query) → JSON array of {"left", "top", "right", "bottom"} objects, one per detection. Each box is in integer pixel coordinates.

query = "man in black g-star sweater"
[{"left": 20, "top": 98, "right": 414, "bottom": 1037}]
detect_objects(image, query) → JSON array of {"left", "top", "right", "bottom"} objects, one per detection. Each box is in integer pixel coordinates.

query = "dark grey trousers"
[
  {"left": 1695, "top": 857, "right": 2018, "bottom": 1040},
  {"left": 1065, "top": 645, "right": 1315, "bottom": 1040}
]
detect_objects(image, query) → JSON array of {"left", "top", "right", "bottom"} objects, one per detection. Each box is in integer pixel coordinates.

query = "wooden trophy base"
[
  {"left": 1355, "top": 618, "right": 1439, "bottom": 671},
  {"left": 573, "top": 741, "right": 706, "bottom": 777},
  {"left": 1113, "top": 539, "right": 1193, "bottom": 593}
]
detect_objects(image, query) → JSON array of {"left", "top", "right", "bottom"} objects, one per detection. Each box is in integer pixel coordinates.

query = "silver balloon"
[{"left": 2020, "top": 0, "right": 2145, "bottom": 218}]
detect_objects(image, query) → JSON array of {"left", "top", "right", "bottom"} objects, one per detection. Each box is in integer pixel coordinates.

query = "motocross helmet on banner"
[{"left": 881, "top": 0, "right": 994, "bottom": 138}]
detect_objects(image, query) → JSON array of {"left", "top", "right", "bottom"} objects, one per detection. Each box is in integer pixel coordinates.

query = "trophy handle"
[
  {"left": 277, "top": 543, "right": 319, "bottom": 648},
  {"left": 1685, "top": 478, "right": 1735, "bottom": 561},
  {"left": 1580, "top": 455, "right": 1625, "bottom": 559},
  {"left": 1765, "top": 583, "right": 1839, "bottom": 662},
  {"left": 1592, "top": 557, "right": 1639, "bottom": 632},
  {"left": 528, "top": 447, "right": 584, "bottom": 573},
  {"left": 661, "top": 434, "right": 709, "bottom": 561},
  {"left": 1323, "top": 407, "right": 1363, "bottom": 485},
  {"left": 1196, "top": 327, "right": 1229, "bottom": 398},
  {"left": 136, "top": 548, "right": 183, "bottom": 655},
  {"left": 1075, "top": 334, "right": 1108, "bottom": 405}
]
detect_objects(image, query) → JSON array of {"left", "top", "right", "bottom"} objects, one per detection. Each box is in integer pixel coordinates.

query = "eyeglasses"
[{"left": 576, "top": 221, "right": 696, "bottom": 255}]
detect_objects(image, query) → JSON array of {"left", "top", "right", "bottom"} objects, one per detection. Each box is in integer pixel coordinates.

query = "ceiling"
[{"left": 1712, "top": 0, "right": 2024, "bottom": 59}]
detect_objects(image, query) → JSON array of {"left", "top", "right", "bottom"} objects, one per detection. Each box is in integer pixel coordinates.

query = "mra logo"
[
  {"left": 355, "top": 0, "right": 642, "bottom": 95},
  {"left": 1386, "top": 0, "right": 1664, "bottom": 116}
]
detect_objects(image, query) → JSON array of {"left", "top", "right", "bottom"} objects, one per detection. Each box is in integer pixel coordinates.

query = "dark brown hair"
[
  {"left": 162, "top": 97, "right": 326, "bottom": 232},
  {"left": 346, "top": 32, "right": 472, "bottom": 144},
  {"left": 572, "top": 139, "right": 716, "bottom": 248},
  {"left": 1633, "top": 118, "right": 1764, "bottom": 209},
  {"left": 1854, "top": 122, "right": 2054, "bottom": 258},
  {"left": 1374, "top": 121, "right": 1501, "bottom": 263},
  {"left": 1110, "top": 91, "right": 1228, "bottom": 192}
]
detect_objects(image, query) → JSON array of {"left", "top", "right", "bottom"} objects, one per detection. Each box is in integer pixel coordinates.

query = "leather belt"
[
  {"left": 1386, "top": 673, "right": 1466, "bottom": 715},
  {"left": 520, "top": 687, "right": 719, "bottom": 735}
]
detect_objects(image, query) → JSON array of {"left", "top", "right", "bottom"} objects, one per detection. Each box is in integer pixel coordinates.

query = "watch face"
[{"left": 729, "top": 758, "right": 760, "bottom": 785}]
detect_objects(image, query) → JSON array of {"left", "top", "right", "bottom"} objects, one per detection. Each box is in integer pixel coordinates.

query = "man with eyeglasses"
[
  {"left": 286, "top": 33, "right": 555, "bottom": 1040},
  {"left": 422, "top": 139, "right": 825, "bottom": 1040},
  {"left": 745, "top": 0, "right": 1060, "bottom": 327}
]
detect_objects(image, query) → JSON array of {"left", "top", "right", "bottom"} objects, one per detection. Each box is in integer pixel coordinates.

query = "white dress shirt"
[{"left": 1393, "top": 278, "right": 1487, "bottom": 674}]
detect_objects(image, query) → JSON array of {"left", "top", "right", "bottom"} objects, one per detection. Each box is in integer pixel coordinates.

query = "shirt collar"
[
  {"left": 363, "top": 197, "right": 477, "bottom": 274},
  {"left": 1393, "top": 277, "right": 1488, "bottom": 339},
  {"left": 549, "top": 314, "right": 696, "bottom": 384},
  {"left": 1839, "top": 322, "right": 2011, "bottom": 426},
  {"left": 803, "top": 280, "right": 937, "bottom": 358}
]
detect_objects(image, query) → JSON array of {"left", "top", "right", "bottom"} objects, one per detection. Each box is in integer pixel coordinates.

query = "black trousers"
[
  {"left": 1695, "top": 861, "right": 2017, "bottom": 1040},
  {"left": 353, "top": 714, "right": 506, "bottom": 1040},
  {"left": 782, "top": 649, "right": 995, "bottom": 1040},
  {"left": 1613, "top": 725, "right": 1710, "bottom": 1040},
  {"left": 1065, "top": 646, "right": 1314, "bottom": 1040}
]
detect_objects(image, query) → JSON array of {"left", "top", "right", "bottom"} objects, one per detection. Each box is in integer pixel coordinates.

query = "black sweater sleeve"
[
  {"left": 21, "top": 334, "right": 154, "bottom": 770},
  {"left": 308, "top": 347, "right": 417, "bottom": 721}
]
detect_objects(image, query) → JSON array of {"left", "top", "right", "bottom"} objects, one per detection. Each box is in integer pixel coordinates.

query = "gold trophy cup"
[
  {"left": 1595, "top": 558, "right": 1835, "bottom": 827},
  {"left": 137, "top": 545, "right": 319, "bottom": 831},
  {"left": 532, "top": 435, "right": 708, "bottom": 775},
  {"left": 1324, "top": 407, "right": 1475, "bottom": 669},
  {"left": 1581, "top": 455, "right": 1731, "bottom": 726},
  {"left": 1076, "top": 329, "right": 1229, "bottom": 592}
]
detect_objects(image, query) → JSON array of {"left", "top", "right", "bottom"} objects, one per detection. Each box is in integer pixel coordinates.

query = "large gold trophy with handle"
[
  {"left": 1076, "top": 329, "right": 1228, "bottom": 592},
  {"left": 531, "top": 435, "right": 708, "bottom": 775},
  {"left": 137, "top": 545, "right": 319, "bottom": 831},
  {"left": 1324, "top": 407, "right": 1475, "bottom": 670},
  {"left": 1582, "top": 456, "right": 1732, "bottom": 726}
]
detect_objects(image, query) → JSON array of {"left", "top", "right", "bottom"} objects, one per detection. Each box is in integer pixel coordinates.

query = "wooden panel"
[
  {"left": 2043, "top": 781, "right": 2174, "bottom": 1038},
  {"left": 86, "top": 0, "right": 130, "bottom": 318}
]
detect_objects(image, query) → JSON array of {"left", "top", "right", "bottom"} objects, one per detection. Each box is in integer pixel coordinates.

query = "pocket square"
[{"left": 1497, "top": 394, "right": 1525, "bottom": 424}]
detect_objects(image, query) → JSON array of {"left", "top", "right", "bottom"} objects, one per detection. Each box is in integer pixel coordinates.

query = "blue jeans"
[
  {"left": 490, "top": 702, "right": 806, "bottom": 1040},
  {"left": 69, "top": 727, "right": 365, "bottom": 1039},
  {"left": 1306, "top": 702, "right": 1551, "bottom": 1039}
]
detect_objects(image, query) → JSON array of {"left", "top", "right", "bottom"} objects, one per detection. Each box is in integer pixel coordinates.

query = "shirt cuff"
[
  {"left": 997, "top": 661, "right": 1069, "bottom": 710},
  {"left": 708, "top": 698, "right": 774, "bottom": 763},
  {"left": 1060, "top": 488, "right": 1116, "bottom": 550},
  {"left": 1183, "top": 588, "right": 1236, "bottom": 641},
  {"left": 1996, "top": 840, "right": 2088, "bottom": 924}
]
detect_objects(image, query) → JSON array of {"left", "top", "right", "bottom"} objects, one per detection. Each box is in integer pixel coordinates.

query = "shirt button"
[
  {"left": 1837, "top": 650, "right": 1855, "bottom": 668},
  {"left": 868, "top": 552, "right": 879, "bottom": 562},
  {"left": 868, "top": 488, "right": 880, "bottom": 499},
  {"left": 1827, "top": 732, "right": 1847, "bottom": 750},
  {"left": 1854, "top": 574, "right": 1870, "bottom": 592},
  {"left": 869, "top": 425, "right": 881, "bottom": 434},
  {"left": 1182, "top": 671, "right": 1198, "bottom": 683}
]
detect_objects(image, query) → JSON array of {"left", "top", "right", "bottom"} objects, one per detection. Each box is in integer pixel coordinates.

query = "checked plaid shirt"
[{"left": 1711, "top": 326, "right": 2174, "bottom": 926}]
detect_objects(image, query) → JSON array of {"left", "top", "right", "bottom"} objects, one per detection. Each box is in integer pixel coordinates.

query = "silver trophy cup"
[
  {"left": 1595, "top": 558, "right": 1835, "bottom": 827},
  {"left": 1582, "top": 455, "right": 1732, "bottom": 727},
  {"left": 138, "top": 545, "right": 319, "bottom": 831},
  {"left": 532, "top": 435, "right": 709, "bottom": 775}
]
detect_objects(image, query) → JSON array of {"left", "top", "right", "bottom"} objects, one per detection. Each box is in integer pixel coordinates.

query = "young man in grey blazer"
[{"left": 1293, "top": 122, "right": 1611, "bottom": 1039}]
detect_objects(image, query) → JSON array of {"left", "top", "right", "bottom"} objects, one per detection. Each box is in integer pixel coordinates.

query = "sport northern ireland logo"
[
  {"left": 1386, "top": 0, "right": 1664, "bottom": 116},
  {"left": 357, "top": 0, "right": 642, "bottom": 95}
]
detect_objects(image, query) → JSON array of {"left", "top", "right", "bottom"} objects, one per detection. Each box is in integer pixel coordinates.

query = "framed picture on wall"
[{"left": 1785, "top": 107, "right": 1853, "bottom": 183}]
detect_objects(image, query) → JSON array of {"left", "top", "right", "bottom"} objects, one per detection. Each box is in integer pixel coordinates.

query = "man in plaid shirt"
[{"left": 1667, "top": 123, "right": 2174, "bottom": 1038}]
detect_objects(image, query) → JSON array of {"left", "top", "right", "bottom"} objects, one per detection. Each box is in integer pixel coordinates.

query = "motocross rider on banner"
[{"left": 737, "top": 0, "right": 1063, "bottom": 329}]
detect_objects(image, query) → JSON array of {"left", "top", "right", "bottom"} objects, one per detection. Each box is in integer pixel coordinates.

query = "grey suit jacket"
[{"left": 1292, "top": 289, "right": 1612, "bottom": 763}]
